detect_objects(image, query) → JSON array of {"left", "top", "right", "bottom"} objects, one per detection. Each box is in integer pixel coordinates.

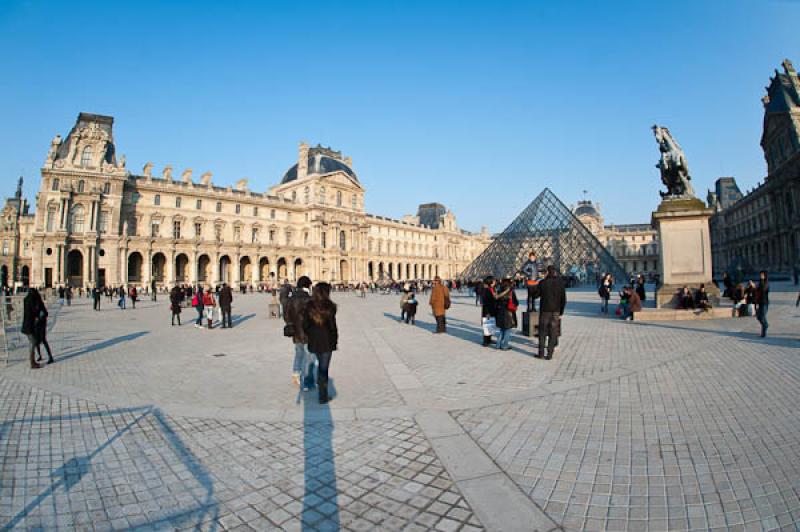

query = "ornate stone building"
[
  {"left": 708, "top": 59, "right": 800, "bottom": 275},
  {"left": 572, "top": 199, "right": 660, "bottom": 278},
  {"left": 4, "top": 112, "right": 490, "bottom": 289}
]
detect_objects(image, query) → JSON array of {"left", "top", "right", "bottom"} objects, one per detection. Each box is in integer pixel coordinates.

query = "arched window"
[
  {"left": 339, "top": 230, "right": 346, "bottom": 250},
  {"left": 80, "top": 146, "right": 93, "bottom": 167},
  {"left": 51, "top": 178, "right": 60, "bottom": 191},
  {"left": 319, "top": 186, "right": 326, "bottom": 204},
  {"left": 77, "top": 180, "right": 85, "bottom": 193},
  {"left": 336, "top": 190, "right": 342, "bottom": 207},
  {"left": 291, "top": 190, "right": 297, "bottom": 203},
  {"left": 69, "top": 205, "right": 85, "bottom": 233}
]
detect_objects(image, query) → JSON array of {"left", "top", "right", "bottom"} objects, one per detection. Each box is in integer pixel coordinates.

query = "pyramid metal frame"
[{"left": 460, "top": 188, "right": 628, "bottom": 283}]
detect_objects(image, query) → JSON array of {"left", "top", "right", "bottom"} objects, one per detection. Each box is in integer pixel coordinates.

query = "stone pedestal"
[{"left": 651, "top": 198, "right": 720, "bottom": 308}]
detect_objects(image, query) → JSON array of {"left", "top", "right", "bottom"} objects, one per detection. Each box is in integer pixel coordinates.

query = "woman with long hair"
[
  {"left": 303, "top": 282, "right": 338, "bottom": 404},
  {"left": 21, "top": 288, "right": 53, "bottom": 368}
]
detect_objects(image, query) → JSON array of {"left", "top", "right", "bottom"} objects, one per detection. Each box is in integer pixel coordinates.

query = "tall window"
[
  {"left": 2, "top": 240, "right": 8, "bottom": 256},
  {"left": 69, "top": 205, "right": 85, "bottom": 233},
  {"left": 351, "top": 195, "right": 357, "bottom": 209},
  {"left": 77, "top": 180, "right": 85, "bottom": 193},
  {"left": 194, "top": 222, "right": 202, "bottom": 238},
  {"left": 151, "top": 220, "right": 160, "bottom": 237},
  {"left": 154, "top": 194, "right": 161, "bottom": 206},
  {"left": 285, "top": 231, "right": 292, "bottom": 245},
  {"left": 251, "top": 228, "right": 259, "bottom": 243},
  {"left": 233, "top": 226, "right": 241, "bottom": 241},
  {"left": 215, "top": 225, "right": 222, "bottom": 242},
  {"left": 253, "top": 207, "right": 258, "bottom": 217},
  {"left": 175, "top": 197, "right": 182, "bottom": 208},
  {"left": 319, "top": 187, "right": 326, "bottom": 204},
  {"left": 321, "top": 231, "right": 327, "bottom": 248},
  {"left": 51, "top": 178, "right": 60, "bottom": 191},
  {"left": 235, "top": 204, "right": 241, "bottom": 214},
  {"left": 291, "top": 190, "right": 297, "bottom": 203},
  {"left": 270, "top": 209, "right": 276, "bottom": 219},
  {"left": 98, "top": 212, "right": 108, "bottom": 234},
  {"left": 80, "top": 146, "right": 93, "bottom": 167},
  {"left": 339, "top": 230, "right": 346, "bottom": 250},
  {"left": 103, "top": 182, "right": 110, "bottom": 194},
  {"left": 336, "top": 190, "right": 342, "bottom": 207},
  {"left": 216, "top": 201, "right": 222, "bottom": 213},
  {"left": 173, "top": 220, "right": 181, "bottom": 239},
  {"left": 46, "top": 206, "right": 57, "bottom": 232},
  {"left": 269, "top": 229, "right": 276, "bottom": 243},
  {"left": 304, "top": 187, "right": 310, "bottom": 204},
  {"left": 196, "top": 199, "right": 202, "bottom": 210},
  {"left": 304, "top": 232, "right": 309, "bottom": 246},
  {"left": 128, "top": 217, "right": 137, "bottom": 236}
]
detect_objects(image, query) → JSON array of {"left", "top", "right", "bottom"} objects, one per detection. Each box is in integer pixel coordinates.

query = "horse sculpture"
[{"left": 653, "top": 125, "right": 695, "bottom": 198}]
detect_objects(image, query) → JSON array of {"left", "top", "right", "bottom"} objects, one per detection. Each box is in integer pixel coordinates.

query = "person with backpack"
[
  {"left": 303, "top": 282, "right": 338, "bottom": 404},
  {"left": 192, "top": 286, "right": 204, "bottom": 327},
  {"left": 494, "top": 278, "right": 518, "bottom": 350}
]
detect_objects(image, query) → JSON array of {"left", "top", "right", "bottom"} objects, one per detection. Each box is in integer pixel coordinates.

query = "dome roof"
[
  {"left": 574, "top": 200, "right": 600, "bottom": 218},
  {"left": 281, "top": 147, "right": 358, "bottom": 184}
]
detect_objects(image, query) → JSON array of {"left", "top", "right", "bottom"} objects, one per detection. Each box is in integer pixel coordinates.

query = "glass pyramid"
[{"left": 460, "top": 188, "right": 628, "bottom": 284}]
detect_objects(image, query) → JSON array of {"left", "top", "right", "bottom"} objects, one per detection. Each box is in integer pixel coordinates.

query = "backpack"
[
  {"left": 507, "top": 293, "right": 518, "bottom": 312},
  {"left": 191, "top": 294, "right": 199, "bottom": 307}
]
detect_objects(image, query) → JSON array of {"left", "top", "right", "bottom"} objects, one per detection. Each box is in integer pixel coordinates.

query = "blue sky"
[{"left": 0, "top": 1, "right": 796, "bottom": 233}]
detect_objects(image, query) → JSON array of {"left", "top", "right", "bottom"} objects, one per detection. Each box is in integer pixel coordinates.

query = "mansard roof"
[{"left": 280, "top": 145, "right": 358, "bottom": 184}]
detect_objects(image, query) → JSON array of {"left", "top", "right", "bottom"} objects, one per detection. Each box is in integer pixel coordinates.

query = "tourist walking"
[
  {"left": 65, "top": 286, "right": 72, "bottom": 306},
  {"left": 202, "top": 287, "right": 216, "bottom": 329},
  {"left": 494, "top": 278, "right": 518, "bottom": 350},
  {"left": 480, "top": 276, "right": 497, "bottom": 347},
  {"left": 219, "top": 283, "right": 233, "bottom": 328},
  {"left": 303, "top": 282, "right": 338, "bottom": 404},
  {"left": 598, "top": 273, "right": 612, "bottom": 314},
  {"left": 129, "top": 285, "right": 138, "bottom": 309},
  {"left": 118, "top": 286, "right": 126, "bottom": 309},
  {"left": 533, "top": 266, "right": 566, "bottom": 359},
  {"left": 403, "top": 292, "right": 418, "bottom": 324},
  {"left": 151, "top": 279, "right": 157, "bottom": 301},
  {"left": 400, "top": 289, "right": 412, "bottom": 322},
  {"left": 429, "top": 276, "right": 450, "bottom": 333},
  {"left": 636, "top": 274, "right": 646, "bottom": 302},
  {"left": 21, "top": 288, "right": 53, "bottom": 369},
  {"left": 193, "top": 286, "right": 204, "bottom": 327},
  {"left": 756, "top": 270, "right": 769, "bottom": 338},
  {"left": 92, "top": 286, "right": 101, "bottom": 311},
  {"left": 285, "top": 276, "right": 315, "bottom": 390},
  {"left": 279, "top": 279, "right": 292, "bottom": 318},
  {"left": 170, "top": 285, "right": 182, "bottom": 326}
]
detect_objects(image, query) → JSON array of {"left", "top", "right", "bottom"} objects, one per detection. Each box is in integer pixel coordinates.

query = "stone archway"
[
  {"left": 240, "top": 256, "right": 252, "bottom": 285},
  {"left": 197, "top": 254, "right": 211, "bottom": 283},
  {"left": 127, "top": 251, "right": 142, "bottom": 284},
  {"left": 21, "top": 265, "right": 29, "bottom": 287},
  {"left": 219, "top": 255, "right": 232, "bottom": 283},
  {"left": 368, "top": 262, "right": 374, "bottom": 281},
  {"left": 294, "top": 258, "right": 304, "bottom": 280},
  {"left": 152, "top": 252, "right": 166, "bottom": 284},
  {"left": 277, "top": 257, "right": 287, "bottom": 280},
  {"left": 258, "top": 257, "right": 270, "bottom": 282},
  {"left": 378, "top": 262, "right": 385, "bottom": 280},
  {"left": 175, "top": 253, "right": 189, "bottom": 282},
  {"left": 340, "top": 260, "right": 349, "bottom": 282}
]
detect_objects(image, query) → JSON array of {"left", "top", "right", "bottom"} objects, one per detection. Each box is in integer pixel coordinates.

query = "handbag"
[
  {"left": 481, "top": 316, "right": 497, "bottom": 336},
  {"left": 283, "top": 323, "right": 295, "bottom": 337},
  {"left": 508, "top": 294, "right": 518, "bottom": 312}
]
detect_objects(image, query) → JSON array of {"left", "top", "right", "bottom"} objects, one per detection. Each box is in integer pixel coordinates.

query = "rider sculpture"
[{"left": 652, "top": 125, "right": 695, "bottom": 198}]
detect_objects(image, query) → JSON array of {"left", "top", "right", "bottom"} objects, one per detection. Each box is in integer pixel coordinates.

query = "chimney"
[{"left": 298, "top": 142, "right": 309, "bottom": 180}]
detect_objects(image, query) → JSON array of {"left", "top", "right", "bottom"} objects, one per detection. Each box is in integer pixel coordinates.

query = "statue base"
[{"left": 651, "top": 198, "right": 718, "bottom": 309}]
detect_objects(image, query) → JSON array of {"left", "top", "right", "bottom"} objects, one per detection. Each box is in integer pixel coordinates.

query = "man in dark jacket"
[
  {"left": 533, "top": 265, "right": 566, "bottom": 360},
  {"left": 279, "top": 279, "right": 292, "bottom": 318},
  {"left": 285, "top": 276, "right": 315, "bottom": 390},
  {"left": 521, "top": 251, "right": 540, "bottom": 312},
  {"left": 219, "top": 283, "right": 233, "bottom": 328}
]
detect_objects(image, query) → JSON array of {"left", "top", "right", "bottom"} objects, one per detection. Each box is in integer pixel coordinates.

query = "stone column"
[
  {"left": 120, "top": 246, "right": 128, "bottom": 286},
  {"left": 234, "top": 253, "right": 241, "bottom": 285},
  {"left": 55, "top": 245, "right": 62, "bottom": 284},
  {"left": 84, "top": 246, "right": 91, "bottom": 287},
  {"left": 167, "top": 250, "right": 175, "bottom": 285},
  {"left": 190, "top": 251, "right": 198, "bottom": 285},
  {"left": 213, "top": 252, "right": 220, "bottom": 285}
]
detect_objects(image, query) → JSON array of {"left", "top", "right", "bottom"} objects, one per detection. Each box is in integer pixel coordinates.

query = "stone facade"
[
  {"left": 4, "top": 113, "right": 490, "bottom": 289},
  {"left": 708, "top": 59, "right": 800, "bottom": 276},
  {"left": 572, "top": 200, "right": 660, "bottom": 278}
]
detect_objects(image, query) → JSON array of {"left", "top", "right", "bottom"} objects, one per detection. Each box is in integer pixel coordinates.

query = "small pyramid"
[{"left": 461, "top": 188, "right": 627, "bottom": 283}]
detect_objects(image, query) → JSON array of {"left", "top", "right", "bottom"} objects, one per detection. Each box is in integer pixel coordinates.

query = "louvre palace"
[{"left": 0, "top": 113, "right": 491, "bottom": 289}]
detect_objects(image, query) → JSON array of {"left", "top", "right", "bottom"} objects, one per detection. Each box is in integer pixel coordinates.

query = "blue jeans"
[
  {"left": 293, "top": 344, "right": 317, "bottom": 387},
  {"left": 620, "top": 304, "right": 632, "bottom": 320},
  {"left": 601, "top": 298, "right": 609, "bottom": 314},
  {"left": 756, "top": 303, "right": 769, "bottom": 335},
  {"left": 195, "top": 306, "right": 203, "bottom": 325},
  {"left": 118, "top": 296, "right": 126, "bottom": 309},
  {"left": 496, "top": 328, "right": 512, "bottom": 349}
]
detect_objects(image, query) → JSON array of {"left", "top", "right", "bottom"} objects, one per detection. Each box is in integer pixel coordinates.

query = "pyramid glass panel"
[{"left": 460, "top": 188, "right": 628, "bottom": 283}]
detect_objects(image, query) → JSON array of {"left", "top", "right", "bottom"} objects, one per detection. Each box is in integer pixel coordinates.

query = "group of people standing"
[
  {"left": 181, "top": 283, "right": 235, "bottom": 329},
  {"left": 282, "top": 276, "right": 339, "bottom": 404}
]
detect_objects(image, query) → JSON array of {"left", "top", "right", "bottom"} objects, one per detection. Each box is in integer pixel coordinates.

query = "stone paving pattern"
[{"left": 1, "top": 285, "right": 798, "bottom": 530}]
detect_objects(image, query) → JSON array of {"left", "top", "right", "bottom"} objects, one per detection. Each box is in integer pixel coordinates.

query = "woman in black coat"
[
  {"left": 303, "top": 282, "right": 338, "bottom": 404},
  {"left": 21, "top": 288, "right": 53, "bottom": 368},
  {"left": 480, "top": 276, "right": 497, "bottom": 346},
  {"left": 169, "top": 285, "right": 182, "bottom": 326}
]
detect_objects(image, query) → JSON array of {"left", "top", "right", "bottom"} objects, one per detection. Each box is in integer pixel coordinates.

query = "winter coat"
[
  {"left": 202, "top": 292, "right": 216, "bottom": 307},
  {"left": 284, "top": 289, "right": 311, "bottom": 344},
  {"left": 429, "top": 284, "right": 450, "bottom": 316},
  {"left": 534, "top": 276, "right": 567, "bottom": 315},
  {"left": 494, "top": 288, "right": 518, "bottom": 330},
  {"left": 481, "top": 286, "right": 497, "bottom": 318},
  {"left": 21, "top": 294, "right": 48, "bottom": 343},
  {"left": 169, "top": 288, "right": 182, "bottom": 313},
  {"left": 219, "top": 286, "right": 233, "bottom": 309},
  {"left": 628, "top": 292, "right": 642, "bottom": 313},
  {"left": 303, "top": 305, "right": 338, "bottom": 355}
]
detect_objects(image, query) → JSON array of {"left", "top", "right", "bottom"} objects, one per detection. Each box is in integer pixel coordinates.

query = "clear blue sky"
[{"left": 0, "top": 1, "right": 796, "bottom": 233}]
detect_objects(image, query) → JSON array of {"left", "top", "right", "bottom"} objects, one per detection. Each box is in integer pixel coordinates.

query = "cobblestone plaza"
[{"left": 1, "top": 287, "right": 798, "bottom": 531}]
